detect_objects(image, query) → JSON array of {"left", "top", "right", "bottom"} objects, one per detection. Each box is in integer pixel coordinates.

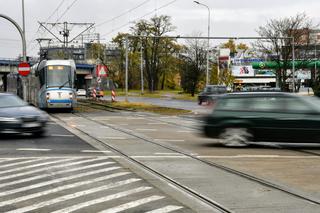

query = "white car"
[{"left": 77, "top": 89, "right": 86, "bottom": 96}]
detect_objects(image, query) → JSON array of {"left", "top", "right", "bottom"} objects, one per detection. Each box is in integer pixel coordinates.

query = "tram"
[{"left": 7, "top": 59, "right": 77, "bottom": 110}]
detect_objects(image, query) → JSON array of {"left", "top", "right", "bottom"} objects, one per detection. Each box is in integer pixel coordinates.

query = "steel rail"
[
  {"left": 50, "top": 113, "right": 232, "bottom": 213},
  {"left": 60, "top": 110, "right": 320, "bottom": 206}
]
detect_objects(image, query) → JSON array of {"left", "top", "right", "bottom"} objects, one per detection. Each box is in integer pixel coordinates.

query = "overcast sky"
[{"left": 1, "top": 0, "right": 320, "bottom": 58}]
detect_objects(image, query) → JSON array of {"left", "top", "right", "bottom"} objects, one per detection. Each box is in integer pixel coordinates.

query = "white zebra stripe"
[
  {"left": 7, "top": 178, "right": 141, "bottom": 213},
  {"left": 0, "top": 158, "right": 23, "bottom": 163},
  {"left": 146, "top": 205, "right": 184, "bottom": 213},
  {"left": 16, "top": 148, "right": 51, "bottom": 151},
  {"left": 0, "top": 158, "right": 106, "bottom": 181},
  {"left": 0, "top": 158, "right": 44, "bottom": 169},
  {"left": 98, "top": 195, "right": 165, "bottom": 213},
  {"left": 0, "top": 158, "right": 74, "bottom": 176},
  {"left": 0, "top": 166, "right": 120, "bottom": 197},
  {"left": 51, "top": 187, "right": 152, "bottom": 213},
  {"left": 0, "top": 161, "right": 115, "bottom": 189},
  {"left": 81, "top": 150, "right": 112, "bottom": 153},
  {"left": 0, "top": 171, "right": 128, "bottom": 208}
]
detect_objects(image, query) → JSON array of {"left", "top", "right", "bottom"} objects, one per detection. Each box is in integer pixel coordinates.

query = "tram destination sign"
[{"left": 18, "top": 62, "right": 31, "bottom": 76}]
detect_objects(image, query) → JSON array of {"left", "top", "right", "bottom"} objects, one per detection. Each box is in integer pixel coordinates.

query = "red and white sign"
[
  {"left": 18, "top": 62, "right": 31, "bottom": 76},
  {"left": 96, "top": 65, "right": 108, "bottom": 77}
]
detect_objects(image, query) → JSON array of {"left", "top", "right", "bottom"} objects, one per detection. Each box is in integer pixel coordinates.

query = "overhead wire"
[
  {"left": 45, "top": 0, "right": 67, "bottom": 23},
  {"left": 27, "top": 0, "right": 67, "bottom": 53},
  {"left": 55, "top": 0, "right": 79, "bottom": 23},
  {"left": 28, "top": 0, "right": 80, "bottom": 54},
  {"left": 101, "top": 0, "right": 179, "bottom": 37},
  {"left": 96, "top": 0, "right": 152, "bottom": 27}
]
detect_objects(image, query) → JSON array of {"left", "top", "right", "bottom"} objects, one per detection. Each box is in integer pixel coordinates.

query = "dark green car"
[
  {"left": 198, "top": 85, "right": 227, "bottom": 105},
  {"left": 203, "top": 92, "right": 320, "bottom": 146}
]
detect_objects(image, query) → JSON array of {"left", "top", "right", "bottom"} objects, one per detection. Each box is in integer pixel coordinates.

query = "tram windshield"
[{"left": 46, "top": 65, "right": 72, "bottom": 88}]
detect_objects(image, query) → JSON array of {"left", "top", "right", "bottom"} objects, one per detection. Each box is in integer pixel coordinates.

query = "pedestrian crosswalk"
[{"left": 0, "top": 157, "right": 190, "bottom": 213}]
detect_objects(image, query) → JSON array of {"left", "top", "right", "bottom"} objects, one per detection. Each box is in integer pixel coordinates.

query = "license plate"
[{"left": 23, "top": 122, "right": 41, "bottom": 128}]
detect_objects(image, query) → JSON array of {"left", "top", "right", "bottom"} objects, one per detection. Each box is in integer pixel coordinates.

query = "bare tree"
[
  {"left": 255, "top": 12, "right": 314, "bottom": 91},
  {"left": 180, "top": 36, "right": 207, "bottom": 96}
]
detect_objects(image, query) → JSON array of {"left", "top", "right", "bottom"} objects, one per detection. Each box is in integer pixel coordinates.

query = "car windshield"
[
  {"left": 46, "top": 65, "right": 71, "bottom": 88},
  {"left": 299, "top": 96, "right": 320, "bottom": 112},
  {"left": 0, "top": 95, "right": 27, "bottom": 108}
]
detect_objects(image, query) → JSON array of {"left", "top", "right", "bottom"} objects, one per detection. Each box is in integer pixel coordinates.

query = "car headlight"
[
  {"left": 0, "top": 117, "right": 21, "bottom": 123},
  {"left": 37, "top": 113, "right": 48, "bottom": 122}
]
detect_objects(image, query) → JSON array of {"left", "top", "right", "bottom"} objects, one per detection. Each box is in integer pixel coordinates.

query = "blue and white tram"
[{"left": 30, "top": 59, "right": 77, "bottom": 110}]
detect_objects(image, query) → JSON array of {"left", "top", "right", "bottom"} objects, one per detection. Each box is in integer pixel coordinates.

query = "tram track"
[
  {"left": 50, "top": 112, "right": 232, "bottom": 213},
  {"left": 77, "top": 101, "right": 201, "bottom": 130},
  {"left": 51, "top": 110, "right": 320, "bottom": 209},
  {"left": 78, "top": 101, "right": 320, "bottom": 157}
]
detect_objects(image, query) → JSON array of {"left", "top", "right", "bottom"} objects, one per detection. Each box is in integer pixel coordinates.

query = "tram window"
[
  {"left": 39, "top": 69, "right": 45, "bottom": 87},
  {"left": 46, "top": 66, "right": 71, "bottom": 88}
]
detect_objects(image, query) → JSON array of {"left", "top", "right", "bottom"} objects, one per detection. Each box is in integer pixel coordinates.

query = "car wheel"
[
  {"left": 32, "top": 129, "right": 46, "bottom": 138},
  {"left": 218, "top": 127, "right": 252, "bottom": 147}
]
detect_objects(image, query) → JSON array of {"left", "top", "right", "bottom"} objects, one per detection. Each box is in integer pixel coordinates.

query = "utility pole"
[
  {"left": 22, "top": 0, "right": 26, "bottom": 60},
  {"left": 39, "top": 22, "right": 94, "bottom": 58},
  {"left": 125, "top": 36, "right": 129, "bottom": 102},
  {"left": 194, "top": 1, "right": 211, "bottom": 85},
  {"left": 292, "top": 37, "right": 295, "bottom": 92},
  {"left": 140, "top": 41, "right": 144, "bottom": 95}
]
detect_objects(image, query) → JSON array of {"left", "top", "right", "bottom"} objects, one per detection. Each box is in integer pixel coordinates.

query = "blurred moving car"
[
  {"left": 198, "top": 85, "right": 227, "bottom": 105},
  {"left": 0, "top": 93, "right": 48, "bottom": 136},
  {"left": 76, "top": 89, "right": 87, "bottom": 96},
  {"left": 203, "top": 92, "right": 320, "bottom": 146}
]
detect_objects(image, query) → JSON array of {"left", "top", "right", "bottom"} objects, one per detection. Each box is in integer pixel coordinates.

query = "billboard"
[
  {"left": 255, "top": 70, "right": 276, "bottom": 77},
  {"left": 296, "top": 70, "right": 311, "bottom": 79},
  {"left": 231, "top": 65, "right": 255, "bottom": 77},
  {"left": 219, "top": 56, "right": 230, "bottom": 70}
]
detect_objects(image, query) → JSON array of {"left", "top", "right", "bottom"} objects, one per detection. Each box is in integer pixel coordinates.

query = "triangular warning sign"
[{"left": 99, "top": 66, "right": 106, "bottom": 75}]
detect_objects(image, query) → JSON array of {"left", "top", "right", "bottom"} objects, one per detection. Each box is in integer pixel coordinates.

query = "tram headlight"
[
  {"left": 69, "top": 92, "right": 73, "bottom": 99},
  {"left": 46, "top": 93, "right": 50, "bottom": 100}
]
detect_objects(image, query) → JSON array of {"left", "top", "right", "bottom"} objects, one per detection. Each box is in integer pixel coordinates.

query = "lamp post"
[
  {"left": 194, "top": 1, "right": 210, "bottom": 85},
  {"left": 315, "top": 42, "right": 317, "bottom": 72}
]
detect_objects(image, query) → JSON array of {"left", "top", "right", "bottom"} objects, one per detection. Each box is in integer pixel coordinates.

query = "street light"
[{"left": 194, "top": 1, "right": 210, "bottom": 85}]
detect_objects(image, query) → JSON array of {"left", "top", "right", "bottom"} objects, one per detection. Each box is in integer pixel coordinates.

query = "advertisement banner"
[
  {"left": 255, "top": 70, "right": 276, "bottom": 77},
  {"left": 296, "top": 70, "right": 311, "bottom": 79},
  {"left": 231, "top": 65, "right": 255, "bottom": 77},
  {"left": 219, "top": 56, "right": 230, "bottom": 70}
]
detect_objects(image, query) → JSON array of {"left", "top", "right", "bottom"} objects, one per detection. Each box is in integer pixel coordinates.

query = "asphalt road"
[
  {"left": 2, "top": 104, "right": 320, "bottom": 213},
  {"left": 0, "top": 119, "right": 196, "bottom": 213},
  {"left": 54, "top": 108, "right": 320, "bottom": 213}
]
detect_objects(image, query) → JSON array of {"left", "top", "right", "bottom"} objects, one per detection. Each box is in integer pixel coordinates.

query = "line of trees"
[
  {"left": 103, "top": 12, "right": 319, "bottom": 94},
  {"left": 255, "top": 12, "right": 316, "bottom": 92}
]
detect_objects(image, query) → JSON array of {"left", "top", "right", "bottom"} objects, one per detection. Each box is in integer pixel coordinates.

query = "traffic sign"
[
  {"left": 18, "top": 62, "right": 31, "bottom": 76},
  {"left": 96, "top": 64, "right": 108, "bottom": 77}
]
